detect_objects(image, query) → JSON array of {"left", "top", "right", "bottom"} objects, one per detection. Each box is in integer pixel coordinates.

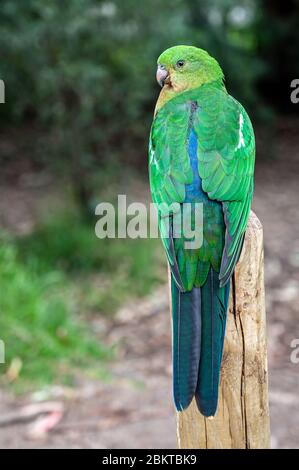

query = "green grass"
[
  {"left": 0, "top": 212, "right": 165, "bottom": 389},
  {"left": 17, "top": 212, "right": 166, "bottom": 312},
  {"left": 0, "top": 237, "right": 111, "bottom": 389}
]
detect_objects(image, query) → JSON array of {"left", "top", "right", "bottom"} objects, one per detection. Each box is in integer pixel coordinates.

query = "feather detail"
[
  {"left": 149, "top": 75, "right": 255, "bottom": 417},
  {"left": 171, "top": 275, "right": 201, "bottom": 410},
  {"left": 195, "top": 267, "right": 230, "bottom": 416}
]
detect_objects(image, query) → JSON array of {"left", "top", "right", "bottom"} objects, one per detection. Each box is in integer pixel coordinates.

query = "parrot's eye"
[{"left": 176, "top": 60, "right": 185, "bottom": 68}]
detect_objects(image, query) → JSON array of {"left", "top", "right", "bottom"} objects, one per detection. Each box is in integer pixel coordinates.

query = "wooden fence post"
[{"left": 174, "top": 211, "right": 270, "bottom": 449}]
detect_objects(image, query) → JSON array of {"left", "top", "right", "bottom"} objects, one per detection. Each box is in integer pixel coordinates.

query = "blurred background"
[{"left": 0, "top": 0, "right": 299, "bottom": 448}]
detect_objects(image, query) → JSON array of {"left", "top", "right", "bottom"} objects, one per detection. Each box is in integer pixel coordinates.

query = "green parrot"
[{"left": 149, "top": 45, "right": 255, "bottom": 417}]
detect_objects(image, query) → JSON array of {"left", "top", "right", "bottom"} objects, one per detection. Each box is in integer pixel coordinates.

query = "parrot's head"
[{"left": 155, "top": 45, "right": 224, "bottom": 110}]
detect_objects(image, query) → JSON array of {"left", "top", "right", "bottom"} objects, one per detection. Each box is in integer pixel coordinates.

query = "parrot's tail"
[
  {"left": 171, "top": 268, "right": 230, "bottom": 416},
  {"left": 171, "top": 278, "right": 201, "bottom": 411}
]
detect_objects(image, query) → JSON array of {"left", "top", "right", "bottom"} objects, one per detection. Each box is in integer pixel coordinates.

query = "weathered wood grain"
[{"left": 175, "top": 212, "right": 270, "bottom": 449}]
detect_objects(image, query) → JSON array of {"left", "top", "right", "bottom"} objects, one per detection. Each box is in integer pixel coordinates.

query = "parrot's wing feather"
[
  {"left": 149, "top": 95, "right": 194, "bottom": 291},
  {"left": 149, "top": 99, "right": 193, "bottom": 212},
  {"left": 193, "top": 89, "right": 255, "bottom": 285},
  {"left": 149, "top": 85, "right": 255, "bottom": 416},
  {"left": 150, "top": 85, "right": 255, "bottom": 288}
]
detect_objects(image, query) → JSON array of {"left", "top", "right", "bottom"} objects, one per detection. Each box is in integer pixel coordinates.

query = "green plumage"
[
  {"left": 149, "top": 46, "right": 255, "bottom": 416},
  {"left": 150, "top": 83, "right": 255, "bottom": 291}
]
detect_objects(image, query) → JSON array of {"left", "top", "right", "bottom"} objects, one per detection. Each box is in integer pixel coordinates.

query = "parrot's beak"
[{"left": 156, "top": 65, "right": 170, "bottom": 87}]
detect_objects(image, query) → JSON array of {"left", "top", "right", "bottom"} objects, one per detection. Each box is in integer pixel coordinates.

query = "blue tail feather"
[
  {"left": 195, "top": 268, "right": 230, "bottom": 416},
  {"left": 171, "top": 276, "right": 201, "bottom": 410},
  {"left": 171, "top": 268, "right": 230, "bottom": 416}
]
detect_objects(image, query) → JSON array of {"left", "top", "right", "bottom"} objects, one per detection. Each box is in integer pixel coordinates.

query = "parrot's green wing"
[
  {"left": 149, "top": 84, "right": 255, "bottom": 289},
  {"left": 149, "top": 94, "right": 194, "bottom": 289},
  {"left": 149, "top": 99, "right": 192, "bottom": 209},
  {"left": 193, "top": 88, "right": 255, "bottom": 286}
]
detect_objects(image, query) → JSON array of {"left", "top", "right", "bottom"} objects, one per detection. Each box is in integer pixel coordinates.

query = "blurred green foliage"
[
  {"left": 0, "top": 0, "right": 298, "bottom": 388},
  {"left": 0, "top": 212, "right": 165, "bottom": 388},
  {"left": 1, "top": 1, "right": 298, "bottom": 159},
  {"left": 0, "top": 0, "right": 285, "bottom": 208},
  {"left": 0, "top": 235, "right": 111, "bottom": 388},
  {"left": 18, "top": 211, "right": 166, "bottom": 310},
  {"left": 1, "top": 0, "right": 298, "bottom": 200}
]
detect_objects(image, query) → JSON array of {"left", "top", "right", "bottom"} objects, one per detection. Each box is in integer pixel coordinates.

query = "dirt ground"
[{"left": 0, "top": 120, "right": 299, "bottom": 449}]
